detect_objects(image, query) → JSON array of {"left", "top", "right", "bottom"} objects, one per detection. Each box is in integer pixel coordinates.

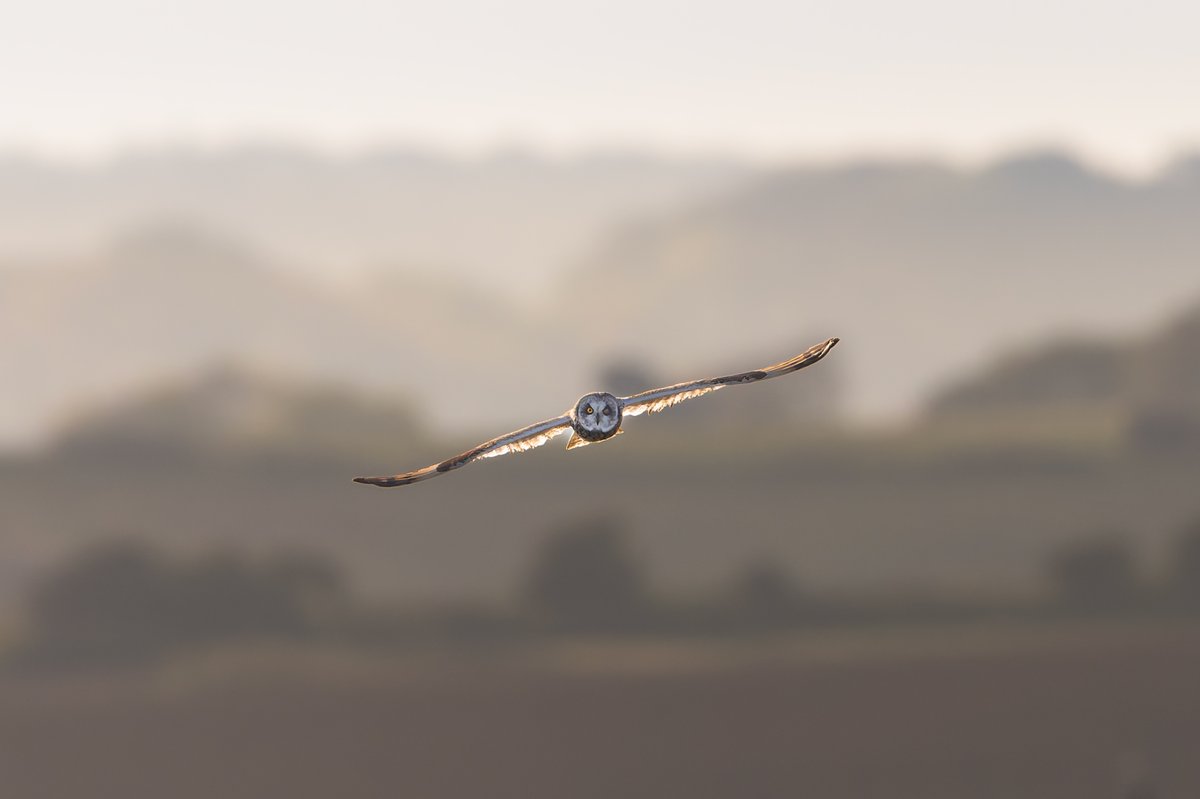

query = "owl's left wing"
[
  {"left": 620, "top": 337, "right": 839, "bottom": 417},
  {"left": 354, "top": 415, "right": 573, "bottom": 487}
]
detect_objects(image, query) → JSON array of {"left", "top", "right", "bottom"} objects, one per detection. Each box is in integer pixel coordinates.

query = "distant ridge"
[{"left": 0, "top": 146, "right": 751, "bottom": 293}]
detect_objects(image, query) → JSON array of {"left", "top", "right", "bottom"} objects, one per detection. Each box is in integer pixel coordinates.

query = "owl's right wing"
[
  {"left": 620, "top": 337, "right": 839, "bottom": 417},
  {"left": 354, "top": 415, "right": 573, "bottom": 487}
]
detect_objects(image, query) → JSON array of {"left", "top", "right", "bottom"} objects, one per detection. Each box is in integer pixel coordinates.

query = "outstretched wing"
[
  {"left": 620, "top": 337, "right": 839, "bottom": 417},
  {"left": 354, "top": 415, "right": 573, "bottom": 487}
]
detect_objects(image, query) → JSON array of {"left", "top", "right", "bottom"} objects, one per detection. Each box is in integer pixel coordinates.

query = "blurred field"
[
  {"left": 1, "top": 621, "right": 1196, "bottom": 799},
  {"left": 3, "top": 431, "right": 1198, "bottom": 604}
]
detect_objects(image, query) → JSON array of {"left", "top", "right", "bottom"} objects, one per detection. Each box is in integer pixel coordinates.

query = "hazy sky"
[{"left": 5, "top": 0, "right": 1200, "bottom": 173}]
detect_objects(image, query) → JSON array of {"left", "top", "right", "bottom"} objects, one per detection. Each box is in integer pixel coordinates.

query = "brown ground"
[{"left": 1, "top": 622, "right": 1198, "bottom": 799}]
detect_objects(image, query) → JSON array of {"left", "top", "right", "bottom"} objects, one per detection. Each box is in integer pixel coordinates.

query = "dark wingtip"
[
  {"left": 355, "top": 474, "right": 419, "bottom": 487},
  {"left": 796, "top": 337, "right": 839, "bottom": 368}
]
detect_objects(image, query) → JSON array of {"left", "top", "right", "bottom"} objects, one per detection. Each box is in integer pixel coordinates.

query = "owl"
[{"left": 355, "top": 336, "right": 838, "bottom": 487}]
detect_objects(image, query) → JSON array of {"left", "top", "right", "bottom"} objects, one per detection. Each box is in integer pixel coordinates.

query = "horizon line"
[{"left": 2, "top": 135, "right": 1198, "bottom": 182}]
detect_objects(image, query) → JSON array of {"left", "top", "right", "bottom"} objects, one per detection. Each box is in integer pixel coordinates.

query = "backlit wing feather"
[
  {"left": 620, "top": 337, "right": 839, "bottom": 418},
  {"left": 354, "top": 416, "right": 572, "bottom": 487},
  {"left": 619, "top": 386, "right": 725, "bottom": 417}
]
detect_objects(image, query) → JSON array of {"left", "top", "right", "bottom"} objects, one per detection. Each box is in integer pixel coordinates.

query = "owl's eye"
[
  {"left": 602, "top": 407, "right": 612, "bottom": 416},
  {"left": 584, "top": 405, "right": 594, "bottom": 415}
]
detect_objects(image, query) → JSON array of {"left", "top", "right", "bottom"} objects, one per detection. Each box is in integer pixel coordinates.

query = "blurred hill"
[
  {"left": 0, "top": 146, "right": 750, "bottom": 292},
  {"left": 924, "top": 300, "right": 1200, "bottom": 451},
  {"left": 52, "top": 364, "right": 429, "bottom": 461},
  {"left": 560, "top": 150, "right": 1200, "bottom": 420},
  {"left": 6, "top": 147, "right": 1200, "bottom": 449},
  {"left": 927, "top": 337, "right": 1130, "bottom": 416},
  {"left": 0, "top": 225, "right": 562, "bottom": 447}
]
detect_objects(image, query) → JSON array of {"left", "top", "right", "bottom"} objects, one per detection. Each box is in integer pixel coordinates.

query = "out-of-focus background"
[{"left": 4, "top": 2, "right": 1200, "bottom": 796}]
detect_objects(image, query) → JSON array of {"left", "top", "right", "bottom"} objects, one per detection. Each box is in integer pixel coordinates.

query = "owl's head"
[{"left": 572, "top": 392, "right": 622, "bottom": 441}]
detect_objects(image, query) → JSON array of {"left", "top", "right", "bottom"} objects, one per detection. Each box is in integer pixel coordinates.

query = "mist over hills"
[
  {"left": 4, "top": 146, "right": 1200, "bottom": 448},
  {"left": 564, "top": 150, "right": 1200, "bottom": 419},
  {"left": 0, "top": 146, "right": 750, "bottom": 293}
]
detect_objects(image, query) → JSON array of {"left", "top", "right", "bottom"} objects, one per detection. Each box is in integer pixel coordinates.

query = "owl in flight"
[{"left": 354, "top": 336, "right": 839, "bottom": 487}]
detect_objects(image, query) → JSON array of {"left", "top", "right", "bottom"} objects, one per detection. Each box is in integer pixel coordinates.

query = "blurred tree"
[
  {"left": 18, "top": 539, "right": 346, "bottom": 669},
  {"left": 1047, "top": 536, "right": 1138, "bottom": 612},
  {"left": 522, "top": 515, "right": 650, "bottom": 631},
  {"left": 1125, "top": 409, "right": 1200, "bottom": 455},
  {"left": 733, "top": 560, "right": 803, "bottom": 626},
  {"left": 599, "top": 359, "right": 660, "bottom": 398},
  {"left": 265, "top": 551, "right": 346, "bottom": 621},
  {"left": 1169, "top": 518, "right": 1200, "bottom": 607},
  {"left": 27, "top": 540, "right": 167, "bottom": 660}
]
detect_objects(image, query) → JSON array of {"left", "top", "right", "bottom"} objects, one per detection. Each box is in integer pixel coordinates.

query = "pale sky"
[{"left": 4, "top": 0, "right": 1200, "bottom": 173}]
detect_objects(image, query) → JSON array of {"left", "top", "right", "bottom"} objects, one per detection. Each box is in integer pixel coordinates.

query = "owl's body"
[{"left": 355, "top": 337, "right": 839, "bottom": 487}]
